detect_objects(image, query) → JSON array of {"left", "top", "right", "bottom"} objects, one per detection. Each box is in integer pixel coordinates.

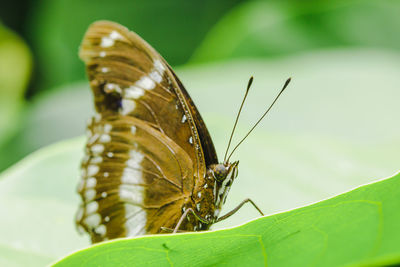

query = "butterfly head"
[
  {"left": 210, "top": 161, "right": 239, "bottom": 214},
  {"left": 212, "top": 161, "right": 239, "bottom": 184}
]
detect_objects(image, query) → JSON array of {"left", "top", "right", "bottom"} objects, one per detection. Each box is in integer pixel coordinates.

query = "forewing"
[
  {"left": 79, "top": 20, "right": 213, "bottom": 180},
  {"left": 169, "top": 70, "right": 218, "bottom": 166}
]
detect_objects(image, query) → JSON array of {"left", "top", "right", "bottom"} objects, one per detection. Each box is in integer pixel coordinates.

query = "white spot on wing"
[
  {"left": 85, "top": 189, "right": 96, "bottom": 201},
  {"left": 101, "top": 67, "right": 109, "bottom": 73},
  {"left": 149, "top": 70, "right": 162, "bottom": 83},
  {"left": 126, "top": 150, "right": 144, "bottom": 169},
  {"left": 131, "top": 126, "right": 136, "bottom": 134},
  {"left": 87, "top": 201, "right": 99, "bottom": 214},
  {"left": 125, "top": 86, "right": 144, "bottom": 99},
  {"left": 100, "top": 37, "right": 114, "bottom": 48},
  {"left": 101, "top": 191, "right": 107, "bottom": 198},
  {"left": 154, "top": 59, "right": 165, "bottom": 73},
  {"left": 84, "top": 213, "right": 101, "bottom": 227},
  {"left": 136, "top": 76, "right": 155, "bottom": 90},
  {"left": 189, "top": 136, "right": 193, "bottom": 144},
  {"left": 99, "top": 51, "right": 106, "bottom": 57},
  {"left": 110, "top": 30, "right": 123, "bottom": 40},
  {"left": 121, "top": 99, "right": 136, "bottom": 115},
  {"left": 125, "top": 206, "right": 147, "bottom": 236},
  {"left": 91, "top": 156, "right": 102, "bottom": 164},
  {"left": 121, "top": 168, "right": 142, "bottom": 184},
  {"left": 104, "top": 83, "right": 122, "bottom": 94},
  {"left": 86, "top": 177, "right": 97, "bottom": 188},
  {"left": 103, "top": 172, "right": 109, "bottom": 178},
  {"left": 118, "top": 147, "right": 146, "bottom": 236},
  {"left": 119, "top": 185, "right": 143, "bottom": 204},
  {"left": 107, "top": 152, "right": 114, "bottom": 158},
  {"left": 181, "top": 114, "right": 187, "bottom": 123},
  {"left": 94, "top": 224, "right": 107, "bottom": 236},
  {"left": 91, "top": 144, "right": 104, "bottom": 154},
  {"left": 87, "top": 165, "right": 100, "bottom": 176},
  {"left": 196, "top": 203, "right": 201, "bottom": 211},
  {"left": 100, "top": 31, "right": 123, "bottom": 48},
  {"left": 88, "top": 133, "right": 100, "bottom": 145},
  {"left": 99, "top": 134, "right": 111, "bottom": 143},
  {"left": 104, "top": 124, "right": 112, "bottom": 133}
]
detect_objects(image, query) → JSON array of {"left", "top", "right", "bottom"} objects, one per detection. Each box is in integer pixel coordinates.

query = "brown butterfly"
[{"left": 76, "top": 21, "right": 290, "bottom": 243}]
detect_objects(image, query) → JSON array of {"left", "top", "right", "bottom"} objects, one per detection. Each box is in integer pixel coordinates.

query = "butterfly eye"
[{"left": 213, "top": 164, "right": 228, "bottom": 182}]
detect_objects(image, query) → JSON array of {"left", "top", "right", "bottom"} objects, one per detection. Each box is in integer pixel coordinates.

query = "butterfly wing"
[
  {"left": 168, "top": 70, "right": 218, "bottom": 167},
  {"left": 76, "top": 21, "right": 218, "bottom": 242}
]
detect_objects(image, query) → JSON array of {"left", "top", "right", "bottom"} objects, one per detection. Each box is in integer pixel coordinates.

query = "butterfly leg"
[
  {"left": 173, "top": 208, "right": 210, "bottom": 233},
  {"left": 216, "top": 198, "right": 264, "bottom": 223}
]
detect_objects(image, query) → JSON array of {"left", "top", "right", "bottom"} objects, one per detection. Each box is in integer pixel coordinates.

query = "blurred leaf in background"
[
  {"left": 0, "top": 23, "right": 32, "bottom": 171},
  {"left": 26, "top": 0, "right": 244, "bottom": 95},
  {"left": 191, "top": 0, "right": 400, "bottom": 62},
  {"left": 0, "top": 82, "right": 90, "bottom": 172}
]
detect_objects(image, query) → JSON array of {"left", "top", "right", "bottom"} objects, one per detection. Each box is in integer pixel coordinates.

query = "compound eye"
[{"left": 213, "top": 164, "right": 228, "bottom": 181}]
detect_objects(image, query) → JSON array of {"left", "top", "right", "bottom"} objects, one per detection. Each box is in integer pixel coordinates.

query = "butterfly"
[{"left": 76, "top": 21, "right": 290, "bottom": 243}]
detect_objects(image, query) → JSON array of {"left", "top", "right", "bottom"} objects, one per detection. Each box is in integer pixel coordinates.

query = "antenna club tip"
[
  {"left": 246, "top": 76, "right": 254, "bottom": 91},
  {"left": 283, "top": 77, "right": 292, "bottom": 90}
]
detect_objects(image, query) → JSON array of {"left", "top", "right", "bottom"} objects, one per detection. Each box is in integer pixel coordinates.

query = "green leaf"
[
  {"left": 191, "top": 0, "right": 400, "bottom": 63},
  {"left": 54, "top": 172, "right": 400, "bottom": 266},
  {"left": 0, "top": 138, "right": 90, "bottom": 266}
]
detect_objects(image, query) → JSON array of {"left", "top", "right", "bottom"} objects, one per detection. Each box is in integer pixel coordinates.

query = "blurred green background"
[
  {"left": 0, "top": 0, "right": 399, "bottom": 172},
  {"left": 1, "top": 0, "right": 400, "bottom": 265}
]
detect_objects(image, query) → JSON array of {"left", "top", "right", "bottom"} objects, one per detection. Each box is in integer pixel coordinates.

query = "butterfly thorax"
[{"left": 182, "top": 161, "right": 239, "bottom": 231}]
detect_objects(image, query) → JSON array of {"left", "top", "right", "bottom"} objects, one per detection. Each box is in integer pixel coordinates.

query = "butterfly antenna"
[
  {"left": 227, "top": 78, "right": 291, "bottom": 162},
  {"left": 223, "top": 76, "right": 253, "bottom": 163}
]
